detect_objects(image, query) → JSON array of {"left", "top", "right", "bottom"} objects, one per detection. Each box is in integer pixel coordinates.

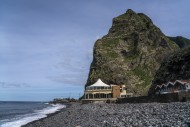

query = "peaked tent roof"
[{"left": 88, "top": 79, "right": 110, "bottom": 87}]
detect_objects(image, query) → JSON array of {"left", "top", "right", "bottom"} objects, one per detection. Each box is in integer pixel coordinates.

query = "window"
[
  {"left": 108, "top": 94, "right": 112, "bottom": 98},
  {"left": 89, "top": 94, "right": 93, "bottom": 99},
  {"left": 85, "top": 94, "right": 88, "bottom": 99}
]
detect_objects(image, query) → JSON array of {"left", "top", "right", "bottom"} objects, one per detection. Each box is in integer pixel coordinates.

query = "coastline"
[
  {"left": 21, "top": 103, "right": 71, "bottom": 127},
  {"left": 21, "top": 102, "right": 190, "bottom": 127}
]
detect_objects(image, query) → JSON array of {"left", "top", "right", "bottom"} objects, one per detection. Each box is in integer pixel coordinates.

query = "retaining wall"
[{"left": 117, "top": 92, "right": 190, "bottom": 103}]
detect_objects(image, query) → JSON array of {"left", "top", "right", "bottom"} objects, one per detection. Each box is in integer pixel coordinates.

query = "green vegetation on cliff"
[
  {"left": 149, "top": 47, "right": 190, "bottom": 95},
  {"left": 86, "top": 9, "right": 179, "bottom": 96},
  {"left": 168, "top": 36, "right": 190, "bottom": 48}
]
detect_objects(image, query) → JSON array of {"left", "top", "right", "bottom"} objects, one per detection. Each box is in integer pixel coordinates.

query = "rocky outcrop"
[
  {"left": 168, "top": 36, "right": 190, "bottom": 48},
  {"left": 149, "top": 47, "right": 190, "bottom": 95},
  {"left": 85, "top": 9, "right": 179, "bottom": 96},
  {"left": 49, "top": 98, "right": 78, "bottom": 104}
]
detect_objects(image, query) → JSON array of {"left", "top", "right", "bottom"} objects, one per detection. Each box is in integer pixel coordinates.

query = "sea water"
[{"left": 0, "top": 101, "right": 66, "bottom": 127}]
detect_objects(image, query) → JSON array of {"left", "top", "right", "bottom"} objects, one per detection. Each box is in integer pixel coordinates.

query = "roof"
[
  {"left": 176, "top": 80, "right": 190, "bottom": 84},
  {"left": 166, "top": 82, "right": 174, "bottom": 87},
  {"left": 87, "top": 79, "right": 110, "bottom": 87},
  {"left": 155, "top": 80, "right": 190, "bottom": 90}
]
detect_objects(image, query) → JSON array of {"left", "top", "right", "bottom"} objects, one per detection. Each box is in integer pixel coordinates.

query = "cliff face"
[
  {"left": 85, "top": 9, "right": 179, "bottom": 96},
  {"left": 167, "top": 36, "right": 190, "bottom": 48},
  {"left": 149, "top": 47, "right": 190, "bottom": 95}
]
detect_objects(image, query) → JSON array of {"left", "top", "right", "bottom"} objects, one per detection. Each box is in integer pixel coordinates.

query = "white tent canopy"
[{"left": 87, "top": 79, "right": 110, "bottom": 87}]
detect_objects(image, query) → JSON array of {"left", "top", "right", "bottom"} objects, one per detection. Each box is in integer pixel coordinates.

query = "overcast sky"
[{"left": 0, "top": 0, "right": 189, "bottom": 101}]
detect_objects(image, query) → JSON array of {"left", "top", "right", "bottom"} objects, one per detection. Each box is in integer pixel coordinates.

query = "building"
[
  {"left": 155, "top": 80, "right": 190, "bottom": 95},
  {"left": 83, "top": 79, "right": 132, "bottom": 103}
]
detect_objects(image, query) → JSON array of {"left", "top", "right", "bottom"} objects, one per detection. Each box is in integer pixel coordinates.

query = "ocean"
[{"left": 0, "top": 101, "right": 66, "bottom": 127}]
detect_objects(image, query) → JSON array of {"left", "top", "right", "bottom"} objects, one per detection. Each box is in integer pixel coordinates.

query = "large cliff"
[
  {"left": 149, "top": 47, "right": 190, "bottom": 95},
  {"left": 167, "top": 36, "right": 190, "bottom": 48},
  {"left": 85, "top": 9, "right": 179, "bottom": 96}
]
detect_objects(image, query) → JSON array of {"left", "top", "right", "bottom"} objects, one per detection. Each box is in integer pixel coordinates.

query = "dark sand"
[{"left": 22, "top": 102, "right": 190, "bottom": 127}]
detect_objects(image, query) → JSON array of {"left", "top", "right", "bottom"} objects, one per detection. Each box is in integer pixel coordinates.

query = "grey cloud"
[
  {"left": 47, "top": 68, "right": 88, "bottom": 86},
  {"left": 48, "top": 75, "right": 87, "bottom": 86},
  {"left": 0, "top": 82, "right": 30, "bottom": 88}
]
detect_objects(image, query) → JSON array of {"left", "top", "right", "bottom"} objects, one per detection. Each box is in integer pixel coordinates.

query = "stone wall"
[
  {"left": 178, "top": 92, "right": 190, "bottom": 102},
  {"left": 117, "top": 92, "right": 190, "bottom": 103}
]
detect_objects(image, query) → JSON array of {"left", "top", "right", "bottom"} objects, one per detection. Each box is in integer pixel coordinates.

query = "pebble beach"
[{"left": 22, "top": 102, "right": 190, "bottom": 127}]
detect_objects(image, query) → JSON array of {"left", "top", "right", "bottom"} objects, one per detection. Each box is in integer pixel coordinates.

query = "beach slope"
[{"left": 22, "top": 102, "right": 190, "bottom": 127}]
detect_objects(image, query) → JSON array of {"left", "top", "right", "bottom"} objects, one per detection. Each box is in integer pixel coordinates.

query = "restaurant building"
[{"left": 83, "top": 79, "right": 132, "bottom": 103}]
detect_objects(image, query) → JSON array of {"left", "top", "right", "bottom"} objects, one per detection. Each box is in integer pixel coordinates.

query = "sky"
[{"left": 0, "top": 0, "right": 190, "bottom": 101}]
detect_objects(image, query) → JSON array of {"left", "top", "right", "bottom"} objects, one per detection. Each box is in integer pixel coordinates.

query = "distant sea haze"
[{"left": 0, "top": 101, "right": 66, "bottom": 127}]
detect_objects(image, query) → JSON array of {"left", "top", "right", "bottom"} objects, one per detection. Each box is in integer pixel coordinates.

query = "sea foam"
[{"left": 1, "top": 104, "right": 66, "bottom": 127}]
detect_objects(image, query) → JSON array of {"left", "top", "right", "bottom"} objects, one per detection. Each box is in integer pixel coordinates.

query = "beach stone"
[{"left": 22, "top": 102, "right": 190, "bottom": 127}]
